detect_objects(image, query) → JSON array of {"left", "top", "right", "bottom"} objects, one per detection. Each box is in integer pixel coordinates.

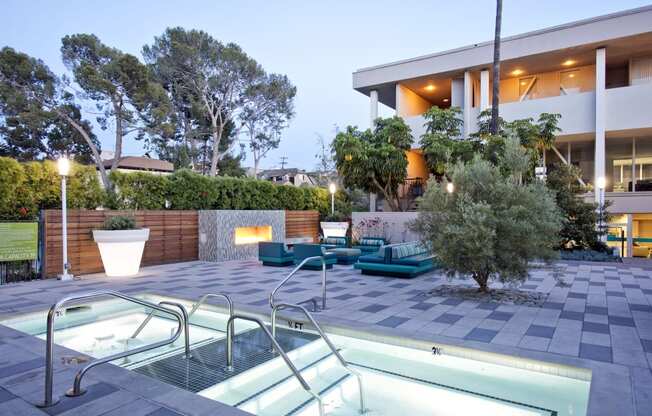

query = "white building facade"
[{"left": 353, "top": 6, "right": 652, "bottom": 257}]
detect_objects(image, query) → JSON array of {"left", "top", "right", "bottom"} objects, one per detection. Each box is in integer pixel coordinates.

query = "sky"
[{"left": 2, "top": 0, "right": 650, "bottom": 171}]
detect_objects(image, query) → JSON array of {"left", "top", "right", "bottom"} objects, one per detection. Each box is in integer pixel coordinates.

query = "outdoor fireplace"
[
  {"left": 199, "top": 210, "right": 285, "bottom": 261},
  {"left": 234, "top": 225, "right": 272, "bottom": 245}
]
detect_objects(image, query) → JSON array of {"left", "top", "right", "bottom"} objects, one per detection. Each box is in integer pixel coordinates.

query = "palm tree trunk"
[{"left": 490, "top": 0, "right": 503, "bottom": 135}]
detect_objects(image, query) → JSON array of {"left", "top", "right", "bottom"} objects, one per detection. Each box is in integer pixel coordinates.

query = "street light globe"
[
  {"left": 329, "top": 183, "right": 336, "bottom": 194},
  {"left": 57, "top": 156, "right": 70, "bottom": 176},
  {"left": 446, "top": 182, "right": 454, "bottom": 193},
  {"left": 596, "top": 176, "right": 606, "bottom": 190}
]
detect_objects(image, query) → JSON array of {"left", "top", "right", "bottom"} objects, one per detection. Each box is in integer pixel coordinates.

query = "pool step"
[
  {"left": 238, "top": 356, "right": 350, "bottom": 416},
  {"left": 132, "top": 326, "right": 319, "bottom": 393}
]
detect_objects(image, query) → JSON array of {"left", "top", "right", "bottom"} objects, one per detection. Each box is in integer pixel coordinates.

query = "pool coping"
[{"left": 0, "top": 290, "right": 639, "bottom": 416}]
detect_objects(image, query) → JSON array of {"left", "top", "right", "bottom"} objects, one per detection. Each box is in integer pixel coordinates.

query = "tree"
[
  {"left": 313, "top": 132, "right": 336, "bottom": 186},
  {"left": 490, "top": 0, "right": 503, "bottom": 135},
  {"left": 546, "top": 163, "right": 609, "bottom": 251},
  {"left": 332, "top": 116, "right": 412, "bottom": 211},
  {"left": 61, "top": 34, "right": 173, "bottom": 185},
  {"left": 412, "top": 144, "right": 561, "bottom": 292},
  {"left": 242, "top": 73, "right": 296, "bottom": 177},
  {"left": 420, "top": 106, "right": 480, "bottom": 177},
  {"left": 0, "top": 47, "right": 108, "bottom": 184},
  {"left": 143, "top": 28, "right": 264, "bottom": 176}
]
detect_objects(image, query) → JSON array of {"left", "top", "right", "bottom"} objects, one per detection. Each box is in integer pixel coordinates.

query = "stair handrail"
[
  {"left": 38, "top": 290, "right": 185, "bottom": 408},
  {"left": 225, "top": 313, "right": 325, "bottom": 416},
  {"left": 270, "top": 255, "right": 327, "bottom": 311},
  {"left": 188, "top": 293, "right": 234, "bottom": 336},
  {"left": 129, "top": 301, "right": 191, "bottom": 358},
  {"left": 271, "top": 302, "right": 366, "bottom": 414}
]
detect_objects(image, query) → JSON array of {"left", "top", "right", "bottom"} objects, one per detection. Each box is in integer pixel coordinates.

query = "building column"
[
  {"left": 451, "top": 78, "right": 464, "bottom": 109},
  {"left": 463, "top": 71, "right": 473, "bottom": 137},
  {"left": 369, "top": 89, "right": 379, "bottom": 127},
  {"left": 632, "top": 137, "right": 637, "bottom": 192},
  {"left": 480, "top": 69, "right": 490, "bottom": 111},
  {"left": 369, "top": 89, "right": 378, "bottom": 211},
  {"left": 626, "top": 214, "right": 633, "bottom": 258},
  {"left": 595, "top": 47, "right": 606, "bottom": 202}
]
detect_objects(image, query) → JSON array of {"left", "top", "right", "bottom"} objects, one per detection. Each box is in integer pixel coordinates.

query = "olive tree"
[{"left": 412, "top": 137, "right": 562, "bottom": 292}]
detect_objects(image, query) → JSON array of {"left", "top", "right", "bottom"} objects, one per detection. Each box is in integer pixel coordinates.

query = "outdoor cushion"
[
  {"left": 391, "top": 243, "right": 427, "bottom": 259},
  {"left": 258, "top": 242, "right": 293, "bottom": 266},
  {"left": 392, "top": 253, "right": 435, "bottom": 267},
  {"left": 357, "top": 253, "right": 385, "bottom": 264},
  {"left": 323, "top": 237, "right": 347, "bottom": 246},
  {"left": 359, "top": 238, "right": 385, "bottom": 246},
  {"left": 293, "top": 243, "right": 337, "bottom": 269}
]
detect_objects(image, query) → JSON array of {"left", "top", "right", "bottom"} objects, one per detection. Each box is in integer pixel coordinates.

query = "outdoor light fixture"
[
  {"left": 329, "top": 183, "right": 336, "bottom": 214},
  {"left": 596, "top": 176, "right": 606, "bottom": 190},
  {"left": 511, "top": 69, "right": 524, "bottom": 76},
  {"left": 562, "top": 59, "right": 576, "bottom": 66},
  {"left": 446, "top": 182, "right": 454, "bottom": 193},
  {"left": 57, "top": 155, "right": 74, "bottom": 281}
]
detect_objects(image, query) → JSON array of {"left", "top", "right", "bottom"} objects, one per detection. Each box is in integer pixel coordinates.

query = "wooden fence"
[
  {"left": 43, "top": 210, "right": 198, "bottom": 278},
  {"left": 42, "top": 209, "right": 321, "bottom": 278},
  {"left": 285, "top": 210, "right": 320, "bottom": 243}
]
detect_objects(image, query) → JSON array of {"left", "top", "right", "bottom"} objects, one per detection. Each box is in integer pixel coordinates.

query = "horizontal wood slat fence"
[
  {"left": 43, "top": 210, "right": 321, "bottom": 278},
  {"left": 285, "top": 210, "right": 320, "bottom": 242},
  {"left": 43, "top": 210, "right": 198, "bottom": 278}
]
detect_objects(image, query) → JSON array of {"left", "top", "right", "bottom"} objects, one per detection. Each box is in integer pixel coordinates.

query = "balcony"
[{"left": 606, "top": 83, "right": 652, "bottom": 132}]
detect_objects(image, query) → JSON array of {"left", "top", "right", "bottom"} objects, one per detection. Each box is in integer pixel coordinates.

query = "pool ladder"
[
  {"left": 270, "top": 255, "right": 328, "bottom": 312},
  {"left": 37, "top": 290, "right": 191, "bottom": 408}
]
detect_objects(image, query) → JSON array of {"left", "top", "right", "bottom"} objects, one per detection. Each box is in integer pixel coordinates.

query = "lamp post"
[
  {"left": 596, "top": 176, "right": 606, "bottom": 243},
  {"left": 328, "top": 183, "right": 336, "bottom": 215},
  {"left": 446, "top": 182, "right": 454, "bottom": 194},
  {"left": 57, "top": 156, "right": 74, "bottom": 281}
]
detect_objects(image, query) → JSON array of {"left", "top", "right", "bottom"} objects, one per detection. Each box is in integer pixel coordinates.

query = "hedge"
[
  {"left": 0, "top": 157, "right": 104, "bottom": 220},
  {"left": 0, "top": 158, "right": 347, "bottom": 218}
]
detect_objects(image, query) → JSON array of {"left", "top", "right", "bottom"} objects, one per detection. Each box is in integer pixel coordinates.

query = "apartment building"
[{"left": 352, "top": 6, "right": 652, "bottom": 257}]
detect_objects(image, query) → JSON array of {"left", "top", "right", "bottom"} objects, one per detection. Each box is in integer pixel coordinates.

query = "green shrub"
[
  {"left": 167, "top": 169, "right": 217, "bottom": 210},
  {"left": 110, "top": 171, "right": 169, "bottom": 209},
  {"left": 276, "top": 185, "right": 305, "bottom": 210},
  {"left": 0, "top": 157, "right": 105, "bottom": 219},
  {"left": 103, "top": 215, "right": 137, "bottom": 230}
]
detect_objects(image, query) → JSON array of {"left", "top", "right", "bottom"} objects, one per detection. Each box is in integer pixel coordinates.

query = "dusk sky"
[{"left": 3, "top": 0, "right": 649, "bottom": 171}]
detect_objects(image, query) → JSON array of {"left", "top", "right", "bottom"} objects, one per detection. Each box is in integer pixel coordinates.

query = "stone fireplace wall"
[{"left": 198, "top": 210, "right": 285, "bottom": 261}]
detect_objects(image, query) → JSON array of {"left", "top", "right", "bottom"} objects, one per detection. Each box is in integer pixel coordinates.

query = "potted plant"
[
  {"left": 93, "top": 216, "right": 149, "bottom": 277},
  {"left": 320, "top": 211, "right": 349, "bottom": 238}
]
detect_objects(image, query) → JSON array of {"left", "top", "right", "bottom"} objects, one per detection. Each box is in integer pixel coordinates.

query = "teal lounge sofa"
[
  {"left": 352, "top": 237, "right": 386, "bottom": 254},
  {"left": 320, "top": 236, "right": 349, "bottom": 250},
  {"left": 354, "top": 241, "right": 437, "bottom": 278},
  {"left": 293, "top": 244, "right": 338, "bottom": 270},
  {"left": 258, "top": 242, "right": 294, "bottom": 266}
]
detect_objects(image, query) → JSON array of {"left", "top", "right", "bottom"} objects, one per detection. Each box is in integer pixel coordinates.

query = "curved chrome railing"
[
  {"left": 269, "top": 256, "right": 327, "bottom": 311},
  {"left": 225, "top": 314, "right": 325, "bottom": 416},
  {"left": 129, "top": 301, "right": 191, "bottom": 358},
  {"left": 188, "top": 293, "right": 234, "bottom": 335},
  {"left": 37, "top": 290, "right": 185, "bottom": 408},
  {"left": 271, "top": 302, "right": 366, "bottom": 414}
]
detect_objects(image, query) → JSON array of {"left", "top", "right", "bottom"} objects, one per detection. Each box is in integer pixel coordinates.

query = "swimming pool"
[{"left": 2, "top": 294, "right": 590, "bottom": 416}]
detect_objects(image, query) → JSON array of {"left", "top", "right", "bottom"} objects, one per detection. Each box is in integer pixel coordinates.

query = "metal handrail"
[
  {"left": 37, "top": 290, "right": 185, "bottom": 408},
  {"left": 188, "top": 293, "right": 234, "bottom": 336},
  {"left": 272, "top": 303, "right": 366, "bottom": 414},
  {"left": 129, "top": 301, "right": 191, "bottom": 358},
  {"left": 270, "top": 255, "right": 327, "bottom": 311},
  {"left": 225, "top": 314, "right": 325, "bottom": 416}
]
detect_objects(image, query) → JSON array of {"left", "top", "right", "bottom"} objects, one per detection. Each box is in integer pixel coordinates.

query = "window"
[
  {"left": 560, "top": 70, "right": 581, "bottom": 95},
  {"left": 518, "top": 76, "right": 539, "bottom": 101}
]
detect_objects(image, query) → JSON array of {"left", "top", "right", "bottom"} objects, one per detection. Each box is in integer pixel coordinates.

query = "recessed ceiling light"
[
  {"left": 424, "top": 84, "right": 436, "bottom": 91},
  {"left": 511, "top": 69, "right": 524, "bottom": 76},
  {"left": 569, "top": 73, "right": 576, "bottom": 78},
  {"left": 443, "top": 98, "right": 449, "bottom": 102},
  {"left": 562, "top": 59, "right": 576, "bottom": 66},
  {"left": 520, "top": 81, "right": 527, "bottom": 86}
]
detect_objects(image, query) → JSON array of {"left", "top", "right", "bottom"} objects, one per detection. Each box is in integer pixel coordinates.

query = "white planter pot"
[
  {"left": 93, "top": 229, "right": 150, "bottom": 277},
  {"left": 320, "top": 222, "right": 349, "bottom": 238}
]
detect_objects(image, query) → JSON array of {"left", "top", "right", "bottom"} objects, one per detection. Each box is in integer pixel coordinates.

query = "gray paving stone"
[{"left": 580, "top": 343, "right": 612, "bottom": 363}]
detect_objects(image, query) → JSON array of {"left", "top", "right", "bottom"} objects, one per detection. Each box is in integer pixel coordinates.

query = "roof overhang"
[{"left": 353, "top": 5, "right": 652, "bottom": 108}]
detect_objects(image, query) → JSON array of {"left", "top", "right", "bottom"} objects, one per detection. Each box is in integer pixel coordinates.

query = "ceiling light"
[
  {"left": 511, "top": 69, "right": 524, "bottom": 76},
  {"left": 520, "top": 81, "right": 527, "bottom": 86},
  {"left": 569, "top": 73, "right": 575, "bottom": 78},
  {"left": 424, "top": 84, "right": 436, "bottom": 91},
  {"left": 443, "top": 98, "right": 449, "bottom": 102},
  {"left": 562, "top": 59, "right": 576, "bottom": 66}
]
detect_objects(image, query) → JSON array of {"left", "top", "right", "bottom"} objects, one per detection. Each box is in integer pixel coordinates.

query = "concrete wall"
[
  {"left": 351, "top": 212, "right": 421, "bottom": 244},
  {"left": 199, "top": 210, "right": 285, "bottom": 261},
  {"left": 406, "top": 150, "right": 429, "bottom": 179},
  {"left": 404, "top": 115, "right": 428, "bottom": 140},
  {"left": 606, "top": 83, "right": 652, "bottom": 131},
  {"left": 586, "top": 192, "right": 652, "bottom": 214}
]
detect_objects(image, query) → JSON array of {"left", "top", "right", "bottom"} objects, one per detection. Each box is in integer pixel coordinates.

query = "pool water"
[{"left": 2, "top": 295, "right": 590, "bottom": 416}]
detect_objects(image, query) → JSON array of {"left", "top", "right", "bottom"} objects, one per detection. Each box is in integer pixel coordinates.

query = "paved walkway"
[{"left": 0, "top": 259, "right": 651, "bottom": 415}]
